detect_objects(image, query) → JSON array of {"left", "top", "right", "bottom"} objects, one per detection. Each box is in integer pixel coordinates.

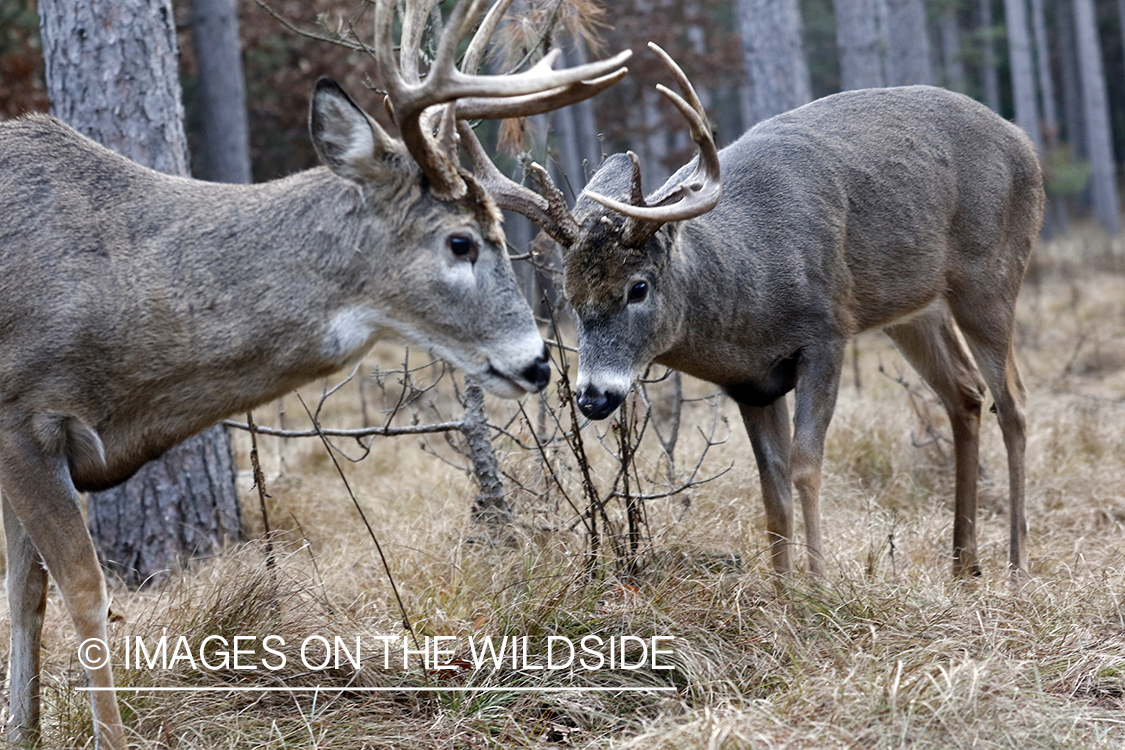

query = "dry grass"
[{"left": 9, "top": 229, "right": 1125, "bottom": 748}]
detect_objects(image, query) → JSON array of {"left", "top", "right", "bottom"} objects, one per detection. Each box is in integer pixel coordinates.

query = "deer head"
[
  {"left": 301, "top": 0, "right": 632, "bottom": 399},
  {"left": 462, "top": 43, "right": 720, "bottom": 413}
]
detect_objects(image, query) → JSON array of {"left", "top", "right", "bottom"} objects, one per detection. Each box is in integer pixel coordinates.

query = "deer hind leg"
[
  {"left": 789, "top": 342, "right": 848, "bottom": 577},
  {"left": 948, "top": 295, "right": 1029, "bottom": 576},
  {"left": 0, "top": 433, "right": 125, "bottom": 750},
  {"left": 3, "top": 495, "right": 49, "bottom": 746},
  {"left": 738, "top": 399, "right": 795, "bottom": 574},
  {"left": 884, "top": 304, "right": 986, "bottom": 577}
]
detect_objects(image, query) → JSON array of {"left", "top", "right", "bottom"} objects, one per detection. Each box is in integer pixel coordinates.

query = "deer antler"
[
  {"left": 584, "top": 43, "right": 722, "bottom": 243},
  {"left": 372, "top": 0, "right": 632, "bottom": 201}
]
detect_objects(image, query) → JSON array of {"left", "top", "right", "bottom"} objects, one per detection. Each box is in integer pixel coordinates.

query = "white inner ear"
[{"left": 339, "top": 113, "right": 376, "bottom": 166}]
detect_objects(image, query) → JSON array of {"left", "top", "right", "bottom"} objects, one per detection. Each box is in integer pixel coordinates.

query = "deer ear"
[{"left": 309, "top": 78, "right": 400, "bottom": 183}]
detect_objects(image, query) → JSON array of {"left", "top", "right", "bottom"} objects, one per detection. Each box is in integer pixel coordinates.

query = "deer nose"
[
  {"left": 521, "top": 348, "right": 551, "bottom": 392},
  {"left": 576, "top": 385, "right": 624, "bottom": 420}
]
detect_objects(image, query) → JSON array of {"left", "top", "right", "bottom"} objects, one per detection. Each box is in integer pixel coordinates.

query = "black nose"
[
  {"left": 576, "top": 385, "right": 625, "bottom": 420},
  {"left": 521, "top": 350, "right": 551, "bottom": 392}
]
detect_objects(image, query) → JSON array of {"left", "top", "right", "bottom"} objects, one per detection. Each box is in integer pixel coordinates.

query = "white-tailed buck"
[
  {"left": 0, "top": 0, "right": 630, "bottom": 746},
  {"left": 473, "top": 44, "right": 1044, "bottom": 580}
]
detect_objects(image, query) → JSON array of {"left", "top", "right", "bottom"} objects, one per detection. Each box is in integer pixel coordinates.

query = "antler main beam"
[
  {"left": 583, "top": 42, "right": 722, "bottom": 228},
  {"left": 371, "top": 0, "right": 631, "bottom": 200}
]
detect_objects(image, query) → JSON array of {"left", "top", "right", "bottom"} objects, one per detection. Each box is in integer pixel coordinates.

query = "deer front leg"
[
  {"left": 3, "top": 495, "right": 49, "bottom": 746},
  {"left": 790, "top": 343, "right": 847, "bottom": 577},
  {"left": 0, "top": 433, "right": 125, "bottom": 750},
  {"left": 738, "top": 399, "right": 795, "bottom": 574}
]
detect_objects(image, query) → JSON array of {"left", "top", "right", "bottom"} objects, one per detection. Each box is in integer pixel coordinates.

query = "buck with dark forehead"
[
  {"left": 0, "top": 0, "right": 630, "bottom": 746},
  {"left": 476, "top": 43, "right": 1043, "bottom": 581}
]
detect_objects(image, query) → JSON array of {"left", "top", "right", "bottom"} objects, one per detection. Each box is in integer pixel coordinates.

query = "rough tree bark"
[
  {"left": 834, "top": 0, "right": 885, "bottom": 89},
  {"left": 38, "top": 0, "right": 242, "bottom": 587},
  {"left": 885, "top": 0, "right": 933, "bottom": 85},
  {"left": 737, "top": 0, "right": 812, "bottom": 124},
  {"left": 1071, "top": 0, "right": 1121, "bottom": 234},
  {"left": 1002, "top": 0, "right": 1043, "bottom": 154},
  {"left": 190, "top": 0, "right": 252, "bottom": 184}
]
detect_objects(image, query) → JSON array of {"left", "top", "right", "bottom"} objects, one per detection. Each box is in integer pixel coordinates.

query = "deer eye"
[
  {"left": 448, "top": 234, "right": 478, "bottom": 263},
  {"left": 627, "top": 280, "right": 648, "bottom": 303}
]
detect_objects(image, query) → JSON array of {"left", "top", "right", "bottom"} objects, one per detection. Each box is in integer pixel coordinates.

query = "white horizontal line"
[{"left": 77, "top": 686, "right": 676, "bottom": 693}]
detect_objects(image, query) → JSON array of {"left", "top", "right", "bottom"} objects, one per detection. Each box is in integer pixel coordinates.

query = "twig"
[
  {"left": 245, "top": 411, "right": 275, "bottom": 571},
  {"left": 294, "top": 393, "right": 420, "bottom": 651}
]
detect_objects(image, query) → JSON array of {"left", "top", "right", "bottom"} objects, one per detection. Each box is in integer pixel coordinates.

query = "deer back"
[
  {"left": 564, "top": 85, "right": 1043, "bottom": 397},
  {"left": 0, "top": 104, "right": 542, "bottom": 490}
]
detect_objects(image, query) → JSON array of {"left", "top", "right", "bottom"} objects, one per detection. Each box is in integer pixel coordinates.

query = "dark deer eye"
[
  {"left": 448, "top": 234, "right": 478, "bottom": 263},
  {"left": 627, "top": 280, "right": 648, "bottom": 303}
]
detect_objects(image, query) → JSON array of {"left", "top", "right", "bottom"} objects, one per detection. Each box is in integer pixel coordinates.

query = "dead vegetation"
[{"left": 7, "top": 229, "right": 1125, "bottom": 748}]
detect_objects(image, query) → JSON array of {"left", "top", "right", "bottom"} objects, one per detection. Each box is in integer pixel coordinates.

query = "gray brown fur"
[
  {"left": 0, "top": 80, "right": 549, "bottom": 748},
  {"left": 563, "top": 85, "right": 1043, "bottom": 578}
]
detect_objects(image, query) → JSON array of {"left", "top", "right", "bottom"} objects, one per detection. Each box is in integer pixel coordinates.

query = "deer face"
[
  {"left": 563, "top": 200, "right": 684, "bottom": 419},
  {"left": 311, "top": 80, "right": 549, "bottom": 398}
]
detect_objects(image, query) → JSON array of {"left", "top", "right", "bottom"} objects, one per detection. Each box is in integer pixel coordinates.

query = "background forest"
[
  {"left": 3, "top": 0, "right": 1123, "bottom": 237},
  {"left": 5, "top": 0, "right": 1125, "bottom": 748}
]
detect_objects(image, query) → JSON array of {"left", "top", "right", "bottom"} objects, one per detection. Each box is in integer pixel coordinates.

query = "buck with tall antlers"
[
  {"left": 474, "top": 44, "right": 1044, "bottom": 579},
  {"left": 0, "top": 0, "right": 630, "bottom": 746}
]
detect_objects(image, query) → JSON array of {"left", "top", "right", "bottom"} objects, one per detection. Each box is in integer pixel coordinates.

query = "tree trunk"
[
  {"left": 1003, "top": 0, "right": 1043, "bottom": 154},
  {"left": 978, "top": 0, "right": 1001, "bottom": 111},
  {"left": 939, "top": 7, "right": 966, "bottom": 91},
  {"left": 38, "top": 0, "right": 242, "bottom": 587},
  {"left": 834, "top": 0, "right": 885, "bottom": 89},
  {"left": 885, "top": 0, "right": 934, "bottom": 85},
  {"left": 737, "top": 0, "right": 813, "bottom": 124},
  {"left": 1029, "top": 0, "right": 1058, "bottom": 142},
  {"left": 1071, "top": 0, "right": 1121, "bottom": 234},
  {"left": 190, "top": 0, "right": 251, "bottom": 184},
  {"left": 1058, "top": 0, "right": 1085, "bottom": 157},
  {"left": 464, "top": 378, "right": 511, "bottom": 525}
]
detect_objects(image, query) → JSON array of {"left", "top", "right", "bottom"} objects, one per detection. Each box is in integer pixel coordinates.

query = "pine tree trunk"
[
  {"left": 885, "top": 0, "right": 934, "bottom": 85},
  {"left": 1029, "top": 0, "right": 1058, "bottom": 141},
  {"left": 834, "top": 0, "right": 885, "bottom": 89},
  {"left": 939, "top": 8, "right": 966, "bottom": 91},
  {"left": 979, "top": 0, "right": 1002, "bottom": 111},
  {"left": 190, "top": 0, "right": 251, "bottom": 184},
  {"left": 38, "top": 0, "right": 242, "bottom": 587},
  {"left": 1071, "top": 0, "right": 1121, "bottom": 234},
  {"left": 1058, "top": 0, "right": 1085, "bottom": 157},
  {"left": 1003, "top": 0, "right": 1043, "bottom": 153},
  {"left": 737, "top": 0, "right": 812, "bottom": 124}
]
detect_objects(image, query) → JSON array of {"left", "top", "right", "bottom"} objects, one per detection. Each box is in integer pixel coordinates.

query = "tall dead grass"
[{"left": 9, "top": 230, "right": 1125, "bottom": 748}]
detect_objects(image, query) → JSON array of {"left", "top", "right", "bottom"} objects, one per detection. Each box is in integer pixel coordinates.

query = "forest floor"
[{"left": 11, "top": 229, "right": 1125, "bottom": 748}]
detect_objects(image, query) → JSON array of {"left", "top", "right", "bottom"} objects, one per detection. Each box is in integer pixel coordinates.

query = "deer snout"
[
  {"left": 576, "top": 384, "right": 625, "bottom": 420},
  {"left": 521, "top": 347, "right": 552, "bottom": 392}
]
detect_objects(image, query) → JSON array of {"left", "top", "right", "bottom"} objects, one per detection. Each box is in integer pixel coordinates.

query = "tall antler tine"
[
  {"left": 401, "top": 0, "right": 445, "bottom": 85},
  {"left": 457, "top": 121, "right": 579, "bottom": 245},
  {"left": 463, "top": 0, "right": 516, "bottom": 73},
  {"left": 647, "top": 43, "right": 703, "bottom": 120}
]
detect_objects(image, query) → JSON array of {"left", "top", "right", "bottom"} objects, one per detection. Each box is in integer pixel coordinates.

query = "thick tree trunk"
[
  {"left": 1071, "top": 0, "right": 1121, "bottom": 234},
  {"left": 38, "top": 0, "right": 242, "bottom": 587},
  {"left": 834, "top": 0, "right": 885, "bottom": 89},
  {"left": 978, "top": 0, "right": 1001, "bottom": 111},
  {"left": 190, "top": 0, "right": 251, "bottom": 184},
  {"left": 737, "top": 0, "right": 812, "bottom": 124},
  {"left": 885, "top": 0, "right": 933, "bottom": 85},
  {"left": 1003, "top": 0, "right": 1043, "bottom": 154}
]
